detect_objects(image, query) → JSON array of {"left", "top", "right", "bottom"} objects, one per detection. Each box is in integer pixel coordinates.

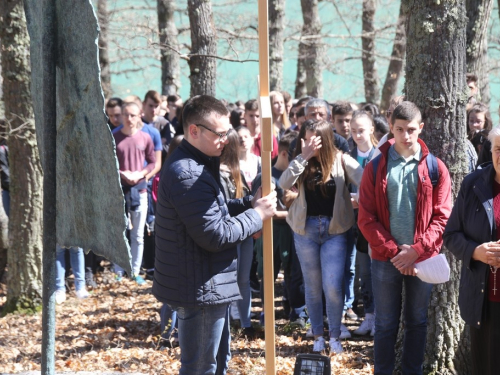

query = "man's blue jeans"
[
  {"left": 294, "top": 216, "right": 347, "bottom": 338},
  {"left": 56, "top": 245, "right": 85, "bottom": 292},
  {"left": 344, "top": 228, "right": 356, "bottom": 311},
  {"left": 357, "top": 251, "right": 374, "bottom": 314},
  {"left": 172, "top": 303, "right": 231, "bottom": 375},
  {"left": 115, "top": 192, "right": 148, "bottom": 276},
  {"left": 371, "top": 259, "right": 433, "bottom": 375}
]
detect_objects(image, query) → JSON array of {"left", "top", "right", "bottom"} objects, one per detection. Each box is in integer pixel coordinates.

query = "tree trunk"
[
  {"left": 187, "top": 0, "right": 217, "bottom": 97},
  {"left": 380, "top": 1, "right": 406, "bottom": 111},
  {"left": 361, "top": 0, "right": 379, "bottom": 104},
  {"left": 269, "top": 0, "right": 285, "bottom": 92},
  {"left": 294, "top": 41, "right": 307, "bottom": 99},
  {"left": 300, "top": 0, "right": 323, "bottom": 98},
  {"left": 466, "top": 0, "right": 493, "bottom": 105},
  {"left": 404, "top": 0, "right": 470, "bottom": 373},
  {"left": 0, "top": 0, "right": 44, "bottom": 313},
  {"left": 0, "top": 180, "right": 8, "bottom": 281},
  {"left": 97, "top": 0, "right": 112, "bottom": 99},
  {"left": 158, "top": 0, "right": 181, "bottom": 96}
]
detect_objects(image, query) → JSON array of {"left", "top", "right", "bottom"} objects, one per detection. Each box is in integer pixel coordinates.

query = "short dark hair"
[
  {"left": 106, "top": 97, "right": 123, "bottom": 109},
  {"left": 244, "top": 99, "right": 259, "bottom": 112},
  {"left": 281, "top": 91, "right": 292, "bottom": 104},
  {"left": 331, "top": 101, "right": 353, "bottom": 117},
  {"left": 230, "top": 108, "right": 244, "bottom": 128},
  {"left": 296, "top": 107, "right": 305, "bottom": 118},
  {"left": 466, "top": 73, "right": 478, "bottom": 83},
  {"left": 167, "top": 94, "right": 181, "bottom": 103},
  {"left": 296, "top": 96, "right": 313, "bottom": 107},
  {"left": 278, "top": 131, "right": 298, "bottom": 154},
  {"left": 391, "top": 101, "right": 422, "bottom": 125},
  {"left": 143, "top": 90, "right": 161, "bottom": 104},
  {"left": 361, "top": 103, "right": 380, "bottom": 116},
  {"left": 373, "top": 114, "right": 389, "bottom": 135},
  {"left": 182, "top": 95, "right": 229, "bottom": 132}
]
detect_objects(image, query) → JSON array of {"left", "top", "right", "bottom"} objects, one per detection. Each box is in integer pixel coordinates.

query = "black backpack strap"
[
  {"left": 371, "top": 154, "right": 383, "bottom": 184},
  {"left": 426, "top": 153, "right": 439, "bottom": 186}
]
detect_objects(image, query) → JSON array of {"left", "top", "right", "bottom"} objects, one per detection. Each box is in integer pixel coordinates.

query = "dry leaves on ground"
[{"left": 0, "top": 270, "right": 374, "bottom": 374}]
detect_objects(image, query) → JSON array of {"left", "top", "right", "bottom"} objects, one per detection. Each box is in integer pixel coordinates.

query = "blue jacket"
[
  {"left": 153, "top": 139, "right": 262, "bottom": 307},
  {"left": 443, "top": 164, "right": 494, "bottom": 328}
]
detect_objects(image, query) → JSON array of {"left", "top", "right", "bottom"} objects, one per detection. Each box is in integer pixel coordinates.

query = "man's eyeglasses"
[{"left": 196, "top": 124, "right": 229, "bottom": 142}]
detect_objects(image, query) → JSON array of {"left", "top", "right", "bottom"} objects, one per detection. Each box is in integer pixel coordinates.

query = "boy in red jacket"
[{"left": 358, "top": 101, "right": 451, "bottom": 375}]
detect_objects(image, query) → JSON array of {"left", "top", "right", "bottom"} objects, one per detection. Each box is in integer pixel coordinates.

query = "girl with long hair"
[
  {"left": 237, "top": 126, "right": 261, "bottom": 189},
  {"left": 349, "top": 110, "right": 378, "bottom": 337},
  {"left": 279, "top": 120, "right": 363, "bottom": 354},
  {"left": 467, "top": 103, "right": 493, "bottom": 156},
  {"left": 220, "top": 129, "right": 255, "bottom": 338},
  {"left": 270, "top": 91, "right": 291, "bottom": 140}
]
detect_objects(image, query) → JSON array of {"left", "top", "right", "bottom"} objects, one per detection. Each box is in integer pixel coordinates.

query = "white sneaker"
[
  {"left": 353, "top": 313, "right": 375, "bottom": 336},
  {"left": 306, "top": 328, "right": 314, "bottom": 338},
  {"left": 339, "top": 323, "right": 351, "bottom": 339},
  {"left": 75, "top": 289, "right": 90, "bottom": 299},
  {"left": 55, "top": 290, "right": 66, "bottom": 304},
  {"left": 329, "top": 338, "right": 343, "bottom": 354},
  {"left": 313, "top": 336, "right": 325, "bottom": 352}
]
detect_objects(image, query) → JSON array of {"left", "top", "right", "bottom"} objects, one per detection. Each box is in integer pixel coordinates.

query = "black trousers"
[{"left": 470, "top": 300, "right": 500, "bottom": 375}]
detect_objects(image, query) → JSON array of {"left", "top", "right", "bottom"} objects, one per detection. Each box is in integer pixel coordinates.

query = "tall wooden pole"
[{"left": 258, "top": 0, "right": 276, "bottom": 373}]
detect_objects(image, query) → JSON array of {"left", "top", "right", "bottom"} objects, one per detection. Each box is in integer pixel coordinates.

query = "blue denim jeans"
[
  {"left": 344, "top": 228, "right": 356, "bottom": 310},
  {"left": 357, "top": 251, "right": 374, "bottom": 314},
  {"left": 173, "top": 303, "right": 231, "bottom": 375},
  {"left": 294, "top": 216, "right": 347, "bottom": 338},
  {"left": 56, "top": 245, "right": 85, "bottom": 292},
  {"left": 371, "top": 259, "right": 433, "bottom": 375},
  {"left": 2, "top": 190, "right": 10, "bottom": 217},
  {"left": 236, "top": 236, "right": 253, "bottom": 328},
  {"left": 115, "top": 192, "right": 148, "bottom": 276},
  {"left": 160, "top": 303, "right": 177, "bottom": 340}
]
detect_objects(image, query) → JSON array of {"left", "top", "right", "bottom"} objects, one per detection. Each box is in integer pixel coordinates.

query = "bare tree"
[
  {"left": 269, "top": 0, "right": 285, "bottom": 91},
  {"left": 361, "top": 0, "right": 379, "bottom": 104},
  {"left": 380, "top": 1, "right": 406, "bottom": 111},
  {"left": 405, "top": 0, "right": 471, "bottom": 373},
  {"left": 466, "top": 0, "right": 494, "bottom": 104},
  {"left": 0, "top": 0, "right": 44, "bottom": 313},
  {"left": 187, "top": 0, "right": 217, "bottom": 97},
  {"left": 294, "top": 42, "right": 307, "bottom": 99},
  {"left": 158, "top": 0, "right": 181, "bottom": 95},
  {"left": 97, "top": 0, "right": 112, "bottom": 99},
  {"left": 300, "top": 0, "right": 323, "bottom": 98}
]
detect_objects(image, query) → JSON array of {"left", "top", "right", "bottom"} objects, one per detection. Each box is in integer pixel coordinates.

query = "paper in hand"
[{"left": 415, "top": 254, "right": 450, "bottom": 284}]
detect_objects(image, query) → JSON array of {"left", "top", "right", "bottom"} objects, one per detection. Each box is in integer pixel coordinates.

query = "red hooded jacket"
[{"left": 358, "top": 138, "right": 452, "bottom": 262}]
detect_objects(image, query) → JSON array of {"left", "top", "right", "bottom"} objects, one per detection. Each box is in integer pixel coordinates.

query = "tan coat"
[{"left": 279, "top": 152, "right": 363, "bottom": 235}]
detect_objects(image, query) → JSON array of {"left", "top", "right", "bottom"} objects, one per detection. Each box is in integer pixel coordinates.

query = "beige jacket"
[{"left": 279, "top": 152, "right": 363, "bottom": 235}]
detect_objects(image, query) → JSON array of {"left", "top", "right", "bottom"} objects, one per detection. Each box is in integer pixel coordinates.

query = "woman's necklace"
[{"left": 491, "top": 266, "right": 498, "bottom": 295}]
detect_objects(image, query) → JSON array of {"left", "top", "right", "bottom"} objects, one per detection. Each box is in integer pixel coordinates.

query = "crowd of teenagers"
[{"left": 51, "top": 72, "right": 500, "bottom": 375}]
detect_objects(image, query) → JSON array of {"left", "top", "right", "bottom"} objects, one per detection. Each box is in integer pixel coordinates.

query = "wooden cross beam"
[{"left": 257, "top": 0, "right": 276, "bottom": 374}]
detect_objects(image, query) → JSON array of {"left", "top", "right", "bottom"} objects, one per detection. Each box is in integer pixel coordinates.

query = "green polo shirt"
[{"left": 386, "top": 144, "right": 421, "bottom": 246}]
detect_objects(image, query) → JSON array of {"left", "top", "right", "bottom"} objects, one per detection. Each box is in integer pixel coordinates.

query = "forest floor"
[{"left": 0, "top": 266, "right": 374, "bottom": 374}]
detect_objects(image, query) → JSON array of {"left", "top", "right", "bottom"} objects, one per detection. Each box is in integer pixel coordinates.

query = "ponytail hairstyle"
[{"left": 351, "top": 110, "right": 378, "bottom": 147}]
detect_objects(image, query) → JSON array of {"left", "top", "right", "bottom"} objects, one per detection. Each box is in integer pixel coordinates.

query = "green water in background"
[{"left": 107, "top": 0, "right": 500, "bottom": 123}]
